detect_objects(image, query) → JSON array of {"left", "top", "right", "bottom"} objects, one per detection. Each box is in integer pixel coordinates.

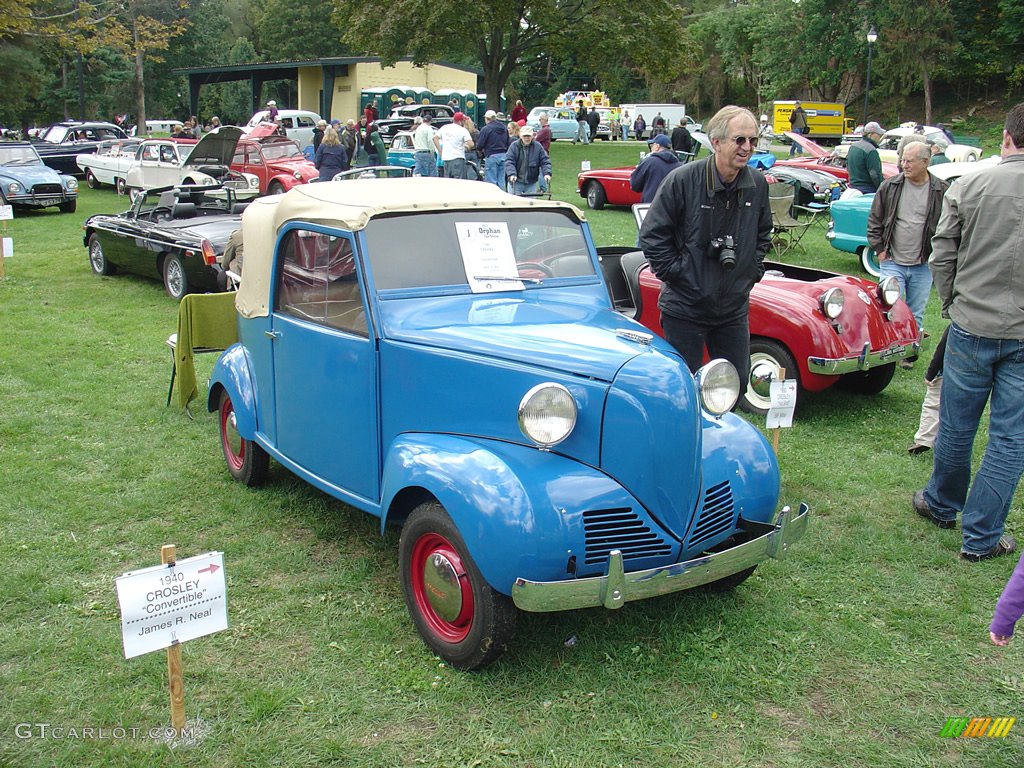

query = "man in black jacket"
[{"left": 639, "top": 105, "right": 772, "bottom": 384}]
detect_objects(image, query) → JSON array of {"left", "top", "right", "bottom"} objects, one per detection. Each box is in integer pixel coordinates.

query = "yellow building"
[{"left": 174, "top": 57, "right": 480, "bottom": 123}]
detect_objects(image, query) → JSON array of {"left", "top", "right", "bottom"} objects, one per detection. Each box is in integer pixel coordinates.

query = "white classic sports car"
[
  {"left": 124, "top": 128, "right": 260, "bottom": 200},
  {"left": 76, "top": 140, "right": 142, "bottom": 193}
]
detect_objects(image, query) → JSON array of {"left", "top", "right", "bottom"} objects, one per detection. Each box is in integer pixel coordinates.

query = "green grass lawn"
[{"left": 1, "top": 149, "right": 1022, "bottom": 767}]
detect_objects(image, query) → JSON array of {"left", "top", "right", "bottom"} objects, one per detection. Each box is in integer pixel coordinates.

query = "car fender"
[
  {"left": 380, "top": 434, "right": 649, "bottom": 596},
  {"left": 207, "top": 344, "right": 258, "bottom": 438},
  {"left": 269, "top": 172, "right": 301, "bottom": 190}
]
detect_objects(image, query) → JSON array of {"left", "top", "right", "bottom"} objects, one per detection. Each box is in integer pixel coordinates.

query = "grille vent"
[
  {"left": 32, "top": 183, "right": 63, "bottom": 195},
  {"left": 582, "top": 507, "right": 672, "bottom": 565},
  {"left": 688, "top": 480, "right": 736, "bottom": 548}
]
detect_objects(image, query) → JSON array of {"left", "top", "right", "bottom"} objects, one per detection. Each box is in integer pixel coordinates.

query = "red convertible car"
[
  {"left": 591, "top": 206, "right": 919, "bottom": 413},
  {"left": 229, "top": 123, "right": 317, "bottom": 195}
]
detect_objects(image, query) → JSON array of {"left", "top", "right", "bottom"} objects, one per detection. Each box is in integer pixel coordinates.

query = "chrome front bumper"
[
  {"left": 511, "top": 503, "right": 809, "bottom": 613},
  {"left": 807, "top": 339, "right": 919, "bottom": 375}
]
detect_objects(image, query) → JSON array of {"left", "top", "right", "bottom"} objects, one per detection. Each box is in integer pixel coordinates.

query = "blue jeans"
[
  {"left": 414, "top": 151, "right": 437, "bottom": 177},
  {"left": 789, "top": 136, "right": 802, "bottom": 156},
  {"left": 484, "top": 154, "right": 506, "bottom": 188},
  {"left": 879, "top": 259, "right": 932, "bottom": 334},
  {"left": 511, "top": 179, "right": 539, "bottom": 196},
  {"left": 443, "top": 158, "right": 466, "bottom": 179},
  {"left": 923, "top": 322, "right": 1024, "bottom": 555}
]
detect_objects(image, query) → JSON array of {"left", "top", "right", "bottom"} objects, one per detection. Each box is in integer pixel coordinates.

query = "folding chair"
[
  {"left": 166, "top": 291, "right": 239, "bottom": 416},
  {"left": 768, "top": 182, "right": 814, "bottom": 257}
]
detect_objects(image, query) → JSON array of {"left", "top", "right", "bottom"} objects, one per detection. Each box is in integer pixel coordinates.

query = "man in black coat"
[
  {"left": 639, "top": 106, "right": 772, "bottom": 384},
  {"left": 630, "top": 134, "right": 681, "bottom": 203}
]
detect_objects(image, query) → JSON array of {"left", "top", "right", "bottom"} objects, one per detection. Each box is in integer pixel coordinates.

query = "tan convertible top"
[{"left": 236, "top": 178, "right": 586, "bottom": 318}]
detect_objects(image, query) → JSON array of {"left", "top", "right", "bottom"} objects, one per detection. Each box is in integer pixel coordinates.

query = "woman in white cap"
[{"left": 266, "top": 100, "right": 279, "bottom": 122}]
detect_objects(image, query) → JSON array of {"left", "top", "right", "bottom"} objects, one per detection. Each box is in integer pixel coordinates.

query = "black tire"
[
  {"left": 740, "top": 339, "right": 798, "bottom": 416},
  {"left": 837, "top": 363, "right": 896, "bottom": 395},
  {"left": 268, "top": 181, "right": 286, "bottom": 195},
  {"left": 58, "top": 199, "right": 77, "bottom": 213},
  {"left": 116, "top": 177, "right": 127, "bottom": 196},
  {"left": 85, "top": 170, "right": 99, "bottom": 189},
  {"left": 87, "top": 234, "right": 115, "bottom": 275},
  {"left": 162, "top": 254, "right": 189, "bottom": 300},
  {"left": 218, "top": 390, "right": 269, "bottom": 487},
  {"left": 858, "top": 245, "right": 880, "bottom": 277},
  {"left": 585, "top": 181, "right": 607, "bottom": 210},
  {"left": 399, "top": 501, "right": 517, "bottom": 670},
  {"left": 703, "top": 566, "right": 757, "bottom": 592}
]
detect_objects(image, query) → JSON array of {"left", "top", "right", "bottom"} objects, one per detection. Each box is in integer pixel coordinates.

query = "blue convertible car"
[{"left": 210, "top": 179, "right": 809, "bottom": 669}]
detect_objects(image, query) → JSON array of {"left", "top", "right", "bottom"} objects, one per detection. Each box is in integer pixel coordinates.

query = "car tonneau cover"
[{"left": 235, "top": 178, "right": 586, "bottom": 319}]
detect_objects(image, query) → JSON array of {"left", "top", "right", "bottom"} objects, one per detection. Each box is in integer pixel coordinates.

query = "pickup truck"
[{"left": 375, "top": 104, "right": 455, "bottom": 140}]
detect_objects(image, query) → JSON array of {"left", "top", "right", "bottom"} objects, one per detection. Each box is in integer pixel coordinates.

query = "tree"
[{"left": 332, "top": 0, "right": 684, "bottom": 110}]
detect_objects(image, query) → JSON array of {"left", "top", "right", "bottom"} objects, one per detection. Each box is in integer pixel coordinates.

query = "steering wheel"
[{"left": 517, "top": 261, "right": 555, "bottom": 278}]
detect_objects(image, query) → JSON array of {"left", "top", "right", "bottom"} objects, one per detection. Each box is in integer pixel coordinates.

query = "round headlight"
[
  {"left": 878, "top": 276, "right": 901, "bottom": 307},
  {"left": 695, "top": 359, "right": 740, "bottom": 416},
  {"left": 7, "top": 182, "right": 22, "bottom": 194},
  {"left": 66, "top": 178, "right": 78, "bottom": 190},
  {"left": 518, "top": 383, "right": 577, "bottom": 447},
  {"left": 820, "top": 287, "right": 844, "bottom": 319},
  {"left": 293, "top": 171, "right": 302, "bottom": 180}
]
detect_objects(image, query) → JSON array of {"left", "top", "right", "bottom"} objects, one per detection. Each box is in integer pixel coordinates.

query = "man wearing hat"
[
  {"left": 848, "top": 120, "right": 885, "bottom": 193},
  {"left": 929, "top": 137, "right": 951, "bottom": 165},
  {"left": 476, "top": 109, "right": 510, "bottom": 188},
  {"left": 504, "top": 124, "right": 551, "bottom": 196},
  {"left": 412, "top": 113, "right": 439, "bottom": 177},
  {"left": 436, "top": 112, "right": 475, "bottom": 179},
  {"left": 756, "top": 114, "right": 773, "bottom": 153},
  {"left": 312, "top": 119, "right": 327, "bottom": 151},
  {"left": 630, "top": 134, "right": 681, "bottom": 203},
  {"left": 266, "top": 100, "right": 279, "bottom": 122}
]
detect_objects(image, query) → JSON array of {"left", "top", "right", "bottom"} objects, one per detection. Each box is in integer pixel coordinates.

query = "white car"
[
  {"left": 124, "top": 128, "right": 260, "bottom": 200},
  {"left": 244, "top": 109, "right": 321, "bottom": 150},
  {"left": 876, "top": 125, "right": 982, "bottom": 163},
  {"left": 76, "top": 140, "right": 143, "bottom": 192}
]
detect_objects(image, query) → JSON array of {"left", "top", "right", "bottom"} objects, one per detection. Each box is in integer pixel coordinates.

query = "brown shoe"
[
  {"left": 961, "top": 535, "right": 1017, "bottom": 562},
  {"left": 913, "top": 490, "right": 956, "bottom": 529}
]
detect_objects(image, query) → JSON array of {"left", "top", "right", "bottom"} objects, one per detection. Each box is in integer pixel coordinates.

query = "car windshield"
[
  {"left": 364, "top": 210, "right": 594, "bottom": 290},
  {"left": 0, "top": 145, "right": 43, "bottom": 166},
  {"left": 133, "top": 186, "right": 235, "bottom": 218},
  {"left": 260, "top": 140, "right": 303, "bottom": 160},
  {"left": 40, "top": 125, "right": 71, "bottom": 142}
]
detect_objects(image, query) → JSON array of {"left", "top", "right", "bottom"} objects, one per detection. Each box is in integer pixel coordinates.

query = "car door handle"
[{"left": 265, "top": 329, "right": 281, "bottom": 340}]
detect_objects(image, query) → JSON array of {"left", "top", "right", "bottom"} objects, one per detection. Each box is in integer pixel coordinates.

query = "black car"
[
  {"left": 375, "top": 104, "right": 455, "bottom": 140},
  {"left": 32, "top": 121, "right": 129, "bottom": 175},
  {"left": 83, "top": 184, "right": 245, "bottom": 300}
]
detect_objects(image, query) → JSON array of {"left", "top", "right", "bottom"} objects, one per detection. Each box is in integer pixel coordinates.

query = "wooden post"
[
  {"left": 771, "top": 367, "right": 786, "bottom": 455},
  {"left": 161, "top": 544, "right": 186, "bottom": 736}
]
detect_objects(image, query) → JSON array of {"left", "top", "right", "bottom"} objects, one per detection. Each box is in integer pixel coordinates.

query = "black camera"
[{"left": 709, "top": 234, "right": 737, "bottom": 271}]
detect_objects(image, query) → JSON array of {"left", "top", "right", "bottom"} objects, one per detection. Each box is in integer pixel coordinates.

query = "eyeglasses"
[{"left": 731, "top": 136, "right": 759, "bottom": 146}]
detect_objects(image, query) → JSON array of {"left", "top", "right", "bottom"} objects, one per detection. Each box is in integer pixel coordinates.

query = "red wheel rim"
[
  {"left": 220, "top": 399, "right": 245, "bottom": 471},
  {"left": 410, "top": 532, "right": 474, "bottom": 643}
]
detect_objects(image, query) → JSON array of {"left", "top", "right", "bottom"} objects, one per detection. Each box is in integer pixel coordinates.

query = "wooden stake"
[{"left": 161, "top": 544, "right": 186, "bottom": 736}]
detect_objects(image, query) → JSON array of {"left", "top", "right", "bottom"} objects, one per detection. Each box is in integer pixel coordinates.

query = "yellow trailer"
[{"left": 771, "top": 101, "right": 854, "bottom": 143}]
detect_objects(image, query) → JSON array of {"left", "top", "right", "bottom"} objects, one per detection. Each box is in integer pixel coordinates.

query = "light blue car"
[
  {"left": 0, "top": 142, "right": 78, "bottom": 213},
  {"left": 525, "top": 107, "right": 579, "bottom": 140},
  {"left": 826, "top": 194, "right": 877, "bottom": 276}
]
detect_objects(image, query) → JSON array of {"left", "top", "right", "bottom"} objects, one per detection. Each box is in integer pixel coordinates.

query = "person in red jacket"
[{"left": 510, "top": 100, "right": 527, "bottom": 123}]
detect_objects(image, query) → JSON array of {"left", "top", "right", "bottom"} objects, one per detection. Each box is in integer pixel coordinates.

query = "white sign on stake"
[
  {"left": 766, "top": 379, "right": 798, "bottom": 429},
  {"left": 0, "top": 204, "right": 13, "bottom": 221},
  {"left": 2, "top": 238, "right": 12, "bottom": 258},
  {"left": 580, "top": 160, "right": 591, "bottom": 171},
  {"left": 115, "top": 551, "right": 227, "bottom": 659}
]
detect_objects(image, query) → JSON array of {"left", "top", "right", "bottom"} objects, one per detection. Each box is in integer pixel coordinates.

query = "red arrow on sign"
[{"left": 198, "top": 564, "right": 220, "bottom": 575}]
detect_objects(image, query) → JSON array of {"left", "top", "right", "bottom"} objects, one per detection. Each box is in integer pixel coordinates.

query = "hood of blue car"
[
  {"left": 0, "top": 164, "right": 64, "bottom": 186},
  {"left": 380, "top": 292, "right": 654, "bottom": 383}
]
